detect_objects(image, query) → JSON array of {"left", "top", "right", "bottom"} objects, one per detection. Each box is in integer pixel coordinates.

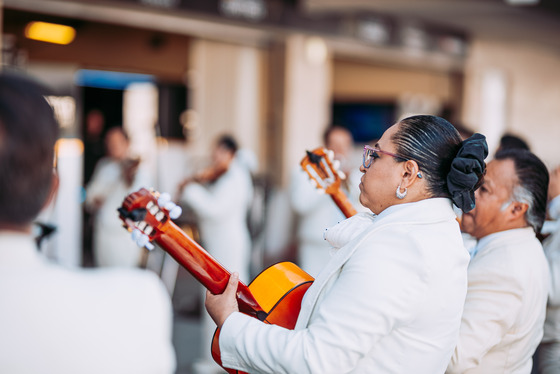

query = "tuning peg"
[
  {"left": 337, "top": 170, "right": 347, "bottom": 180},
  {"left": 135, "top": 232, "right": 154, "bottom": 251},
  {"left": 169, "top": 205, "right": 182, "bottom": 220},
  {"left": 159, "top": 200, "right": 182, "bottom": 220},
  {"left": 131, "top": 229, "right": 142, "bottom": 241},
  {"left": 158, "top": 192, "right": 171, "bottom": 207},
  {"left": 332, "top": 160, "right": 341, "bottom": 171},
  {"left": 130, "top": 229, "right": 154, "bottom": 250},
  {"left": 326, "top": 150, "right": 335, "bottom": 161}
]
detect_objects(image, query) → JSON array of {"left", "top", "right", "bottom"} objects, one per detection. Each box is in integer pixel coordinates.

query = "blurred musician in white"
[{"left": 289, "top": 125, "right": 365, "bottom": 277}]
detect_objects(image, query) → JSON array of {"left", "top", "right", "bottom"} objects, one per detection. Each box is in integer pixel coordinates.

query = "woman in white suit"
[
  {"left": 86, "top": 127, "right": 153, "bottom": 267},
  {"left": 206, "top": 115, "right": 488, "bottom": 374}
]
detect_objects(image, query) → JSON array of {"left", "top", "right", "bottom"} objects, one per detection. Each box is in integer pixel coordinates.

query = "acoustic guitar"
[
  {"left": 300, "top": 147, "right": 358, "bottom": 218},
  {"left": 118, "top": 188, "right": 314, "bottom": 374}
]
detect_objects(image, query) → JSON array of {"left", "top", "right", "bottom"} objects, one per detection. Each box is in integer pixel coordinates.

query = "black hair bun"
[{"left": 447, "top": 133, "right": 488, "bottom": 213}]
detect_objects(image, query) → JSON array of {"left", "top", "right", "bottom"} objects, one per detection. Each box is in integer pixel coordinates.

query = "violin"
[
  {"left": 121, "top": 157, "right": 141, "bottom": 187},
  {"left": 192, "top": 165, "right": 228, "bottom": 184}
]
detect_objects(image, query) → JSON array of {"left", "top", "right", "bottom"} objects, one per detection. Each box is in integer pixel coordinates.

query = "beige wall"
[
  {"left": 462, "top": 39, "right": 560, "bottom": 167},
  {"left": 188, "top": 39, "right": 265, "bottom": 168},
  {"left": 332, "top": 59, "right": 456, "bottom": 103},
  {"left": 281, "top": 35, "right": 332, "bottom": 186},
  {"left": 331, "top": 58, "right": 463, "bottom": 127}
]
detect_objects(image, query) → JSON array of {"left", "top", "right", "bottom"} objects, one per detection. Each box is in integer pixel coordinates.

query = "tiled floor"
[
  {"left": 173, "top": 314, "right": 203, "bottom": 374},
  {"left": 172, "top": 266, "right": 205, "bottom": 374}
]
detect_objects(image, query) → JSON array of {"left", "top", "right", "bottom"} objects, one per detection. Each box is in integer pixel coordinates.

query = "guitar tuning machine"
[
  {"left": 131, "top": 228, "right": 155, "bottom": 251},
  {"left": 332, "top": 160, "right": 341, "bottom": 171},
  {"left": 157, "top": 192, "right": 171, "bottom": 206},
  {"left": 157, "top": 192, "right": 183, "bottom": 220}
]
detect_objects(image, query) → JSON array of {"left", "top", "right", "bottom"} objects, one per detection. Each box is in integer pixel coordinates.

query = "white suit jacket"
[
  {"left": 0, "top": 232, "right": 176, "bottom": 374},
  {"left": 218, "top": 198, "right": 469, "bottom": 374},
  {"left": 542, "top": 195, "right": 560, "bottom": 343},
  {"left": 86, "top": 157, "right": 153, "bottom": 267},
  {"left": 447, "top": 227, "right": 550, "bottom": 374},
  {"left": 181, "top": 159, "right": 253, "bottom": 282}
]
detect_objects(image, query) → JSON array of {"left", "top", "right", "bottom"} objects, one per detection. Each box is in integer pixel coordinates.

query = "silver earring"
[
  {"left": 396, "top": 184, "right": 407, "bottom": 199},
  {"left": 417, "top": 172, "right": 423, "bottom": 179}
]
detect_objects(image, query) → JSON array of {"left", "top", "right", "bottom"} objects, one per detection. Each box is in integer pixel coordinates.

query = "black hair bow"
[{"left": 447, "top": 133, "right": 488, "bottom": 213}]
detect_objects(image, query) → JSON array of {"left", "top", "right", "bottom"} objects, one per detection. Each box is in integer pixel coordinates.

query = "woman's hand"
[{"left": 205, "top": 272, "right": 240, "bottom": 328}]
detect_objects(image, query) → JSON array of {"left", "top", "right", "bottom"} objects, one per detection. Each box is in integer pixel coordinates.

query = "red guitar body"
[
  {"left": 119, "top": 188, "right": 314, "bottom": 374},
  {"left": 211, "top": 261, "right": 313, "bottom": 374}
]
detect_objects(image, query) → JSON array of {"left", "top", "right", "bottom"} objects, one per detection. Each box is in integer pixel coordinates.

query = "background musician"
[
  {"left": 177, "top": 134, "right": 254, "bottom": 374},
  {"left": 288, "top": 125, "right": 365, "bottom": 277},
  {"left": 85, "top": 126, "right": 152, "bottom": 267},
  {"left": 536, "top": 166, "right": 560, "bottom": 373}
]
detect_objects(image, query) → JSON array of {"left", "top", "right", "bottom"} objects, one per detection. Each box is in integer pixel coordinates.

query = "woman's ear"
[{"left": 400, "top": 160, "right": 421, "bottom": 189}]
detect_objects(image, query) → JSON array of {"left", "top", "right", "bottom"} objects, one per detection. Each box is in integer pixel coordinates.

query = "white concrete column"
[
  {"left": 49, "top": 139, "right": 84, "bottom": 267},
  {"left": 188, "top": 39, "right": 263, "bottom": 166},
  {"left": 479, "top": 69, "right": 508, "bottom": 155},
  {"left": 281, "top": 34, "right": 332, "bottom": 185},
  {"left": 123, "top": 82, "right": 159, "bottom": 178}
]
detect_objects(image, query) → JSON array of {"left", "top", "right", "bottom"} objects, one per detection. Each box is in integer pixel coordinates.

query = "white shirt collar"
[
  {"left": 324, "top": 198, "right": 456, "bottom": 250},
  {"left": 471, "top": 227, "right": 536, "bottom": 259},
  {"left": 0, "top": 231, "right": 46, "bottom": 268}
]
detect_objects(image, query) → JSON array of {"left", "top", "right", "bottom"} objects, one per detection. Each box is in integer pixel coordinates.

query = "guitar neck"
[
  {"left": 329, "top": 189, "right": 358, "bottom": 218},
  {"left": 154, "top": 219, "right": 265, "bottom": 319}
]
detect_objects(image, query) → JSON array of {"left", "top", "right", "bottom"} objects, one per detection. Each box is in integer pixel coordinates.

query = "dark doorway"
[
  {"left": 82, "top": 86, "right": 124, "bottom": 185},
  {"left": 81, "top": 86, "right": 123, "bottom": 267}
]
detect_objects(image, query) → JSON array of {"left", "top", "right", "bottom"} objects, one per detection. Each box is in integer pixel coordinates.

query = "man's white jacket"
[{"left": 447, "top": 227, "right": 550, "bottom": 373}]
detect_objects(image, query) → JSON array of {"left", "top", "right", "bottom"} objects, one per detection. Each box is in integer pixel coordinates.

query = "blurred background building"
[{"left": 2, "top": 0, "right": 560, "bottom": 372}]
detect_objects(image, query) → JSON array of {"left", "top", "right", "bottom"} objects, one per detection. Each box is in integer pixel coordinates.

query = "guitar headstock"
[
  {"left": 300, "top": 147, "right": 346, "bottom": 195},
  {"left": 118, "top": 188, "right": 182, "bottom": 250}
]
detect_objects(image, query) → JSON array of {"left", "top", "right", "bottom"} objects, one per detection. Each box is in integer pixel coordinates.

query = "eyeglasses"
[{"left": 362, "top": 145, "right": 409, "bottom": 169}]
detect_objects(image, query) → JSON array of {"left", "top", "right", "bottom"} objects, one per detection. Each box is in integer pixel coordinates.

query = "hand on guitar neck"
[
  {"left": 206, "top": 272, "right": 240, "bottom": 328},
  {"left": 300, "top": 147, "right": 358, "bottom": 218}
]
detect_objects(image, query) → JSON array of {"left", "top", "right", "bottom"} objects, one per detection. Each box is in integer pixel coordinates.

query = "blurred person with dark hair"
[
  {"left": 535, "top": 165, "right": 560, "bottom": 374},
  {"left": 289, "top": 125, "right": 365, "bottom": 277},
  {"left": 205, "top": 115, "right": 487, "bottom": 373},
  {"left": 496, "top": 133, "right": 531, "bottom": 154},
  {"left": 83, "top": 108, "right": 106, "bottom": 185},
  {"left": 85, "top": 126, "right": 152, "bottom": 267},
  {"left": 0, "top": 73, "right": 175, "bottom": 373},
  {"left": 177, "top": 134, "right": 254, "bottom": 374},
  {"left": 447, "top": 149, "right": 550, "bottom": 374}
]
